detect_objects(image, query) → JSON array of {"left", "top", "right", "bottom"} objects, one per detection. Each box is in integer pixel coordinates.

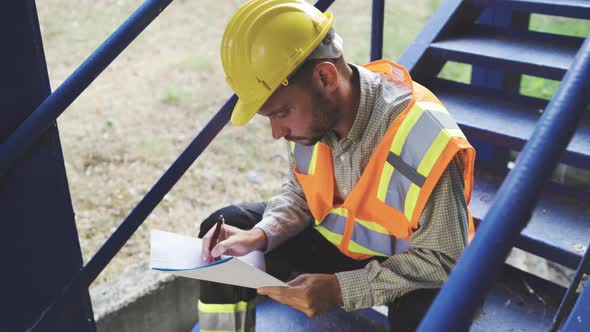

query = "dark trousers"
[{"left": 198, "top": 203, "right": 439, "bottom": 332}]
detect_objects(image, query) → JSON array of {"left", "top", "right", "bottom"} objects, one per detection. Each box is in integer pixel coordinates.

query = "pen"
[{"left": 208, "top": 214, "right": 224, "bottom": 261}]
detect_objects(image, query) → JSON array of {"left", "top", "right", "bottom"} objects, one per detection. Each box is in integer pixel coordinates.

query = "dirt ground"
[
  {"left": 37, "top": 0, "right": 580, "bottom": 289},
  {"left": 36, "top": 0, "right": 446, "bottom": 287}
]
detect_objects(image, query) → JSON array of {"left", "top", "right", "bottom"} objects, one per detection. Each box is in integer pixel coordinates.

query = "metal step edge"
[
  {"left": 470, "top": 170, "right": 590, "bottom": 271},
  {"left": 431, "top": 78, "right": 590, "bottom": 169},
  {"left": 429, "top": 25, "right": 583, "bottom": 80},
  {"left": 486, "top": 0, "right": 590, "bottom": 20}
]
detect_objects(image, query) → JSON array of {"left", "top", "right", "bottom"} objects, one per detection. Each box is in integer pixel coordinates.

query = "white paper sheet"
[{"left": 150, "top": 229, "right": 287, "bottom": 289}]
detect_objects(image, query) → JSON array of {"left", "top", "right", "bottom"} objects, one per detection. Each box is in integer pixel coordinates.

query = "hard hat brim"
[{"left": 230, "top": 97, "right": 265, "bottom": 126}]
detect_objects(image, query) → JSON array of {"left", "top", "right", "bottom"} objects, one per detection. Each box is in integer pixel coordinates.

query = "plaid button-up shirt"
[{"left": 256, "top": 64, "right": 469, "bottom": 311}]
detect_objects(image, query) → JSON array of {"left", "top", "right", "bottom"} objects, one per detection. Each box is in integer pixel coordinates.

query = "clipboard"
[{"left": 150, "top": 229, "right": 287, "bottom": 289}]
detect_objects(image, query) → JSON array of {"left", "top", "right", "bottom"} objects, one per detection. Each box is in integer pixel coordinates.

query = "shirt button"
[{"left": 339, "top": 154, "right": 346, "bottom": 161}]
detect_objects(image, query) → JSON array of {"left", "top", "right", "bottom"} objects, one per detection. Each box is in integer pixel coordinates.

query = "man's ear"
[{"left": 311, "top": 61, "right": 339, "bottom": 95}]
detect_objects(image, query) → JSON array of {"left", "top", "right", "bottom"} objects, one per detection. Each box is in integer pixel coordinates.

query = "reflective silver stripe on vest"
[
  {"left": 320, "top": 212, "right": 347, "bottom": 235},
  {"left": 350, "top": 221, "right": 394, "bottom": 256},
  {"left": 394, "top": 238, "right": 412, "bottom": 254},
  {"left": 293, "top": 143, "right": 314, "bottom": 174},
  {"left": 198, "top": 307, "right": 255, "bottom": 331},
  {"left": 399, "top": 108, "right": 459, "bottom": 173},
  {"left": 383, "top": 108, "right": 458, "bottom": 210},
  {"left": 385, "top": 167, "right": 413, "bottom": 212}
]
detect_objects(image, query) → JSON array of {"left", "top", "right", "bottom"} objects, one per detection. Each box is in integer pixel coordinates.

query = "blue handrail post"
[
  {"left": 1, "top": 1, "right": 95, "bottom": 331},
  {"left": 551, "top": 241, "right": 590, "bottom": 331},
  {"left": 370, "top": 0, "right": 385, "bottom": 61},
  {"left": 418, "top": 35, "right": 590, "bottom": 332},
  {"left": 314, "top": 0, "right": 336, "bottom": 12},
  {"left": 562, "top": 267, "right": 590, "bottom": 331}
]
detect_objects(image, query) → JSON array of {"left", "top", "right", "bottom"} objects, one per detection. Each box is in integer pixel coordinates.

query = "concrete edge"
[{"left": 90, "top": 263, "right": 200, "bottom": 332}]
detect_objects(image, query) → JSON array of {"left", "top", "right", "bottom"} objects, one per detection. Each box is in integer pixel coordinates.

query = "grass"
[{"left": 37, "top": 0, "right": 589, "bottom": 288}]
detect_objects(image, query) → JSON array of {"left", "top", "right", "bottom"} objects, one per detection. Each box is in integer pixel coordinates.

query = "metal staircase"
[
  {"left": 398, "top": 0, "right": 590, "bottom": 330},
  {"left": 3, "top": 0, "right": 589, "bottom": 331}
]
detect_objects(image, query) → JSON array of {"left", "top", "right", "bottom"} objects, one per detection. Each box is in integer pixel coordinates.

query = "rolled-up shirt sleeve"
[{"left": 254, "top": 142, "right": 313, "bottom": 252}]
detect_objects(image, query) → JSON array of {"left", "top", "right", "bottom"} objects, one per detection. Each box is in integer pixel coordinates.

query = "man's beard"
[{"left": 286, "top": 88, "right": 337, "bottom": 146}]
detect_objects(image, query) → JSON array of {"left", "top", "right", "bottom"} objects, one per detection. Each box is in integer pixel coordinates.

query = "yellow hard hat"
[{"left": 221, "top": 0, "right": 335, "bottom": 126}]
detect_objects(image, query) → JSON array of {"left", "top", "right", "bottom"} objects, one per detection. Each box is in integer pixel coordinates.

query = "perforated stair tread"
[
  {"left": 471, "top": 264, "right": 566, "bottom": 331},
  {"left": 430, "top": 78, "right": 590, "bottom": 169},
  {"left": 471, "top": 170, "right": 590, "bottom": 270}
]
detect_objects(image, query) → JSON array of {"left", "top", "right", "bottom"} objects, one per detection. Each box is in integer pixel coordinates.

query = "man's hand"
[
  {"left": 201, "top": 224, "right": 267, "bottom": 263},
  {"left": 257, "top": 274, "right": 343, "bottom": 317}
]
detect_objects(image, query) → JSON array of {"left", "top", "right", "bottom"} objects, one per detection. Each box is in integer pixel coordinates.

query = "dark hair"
[{"left": 287, "top": 57, "right": 341, "bottom": 86}]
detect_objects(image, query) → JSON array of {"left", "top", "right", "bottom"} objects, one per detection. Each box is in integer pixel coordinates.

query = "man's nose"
[{"left": 270, "top": 119, "right": 289, "bottom": 140}]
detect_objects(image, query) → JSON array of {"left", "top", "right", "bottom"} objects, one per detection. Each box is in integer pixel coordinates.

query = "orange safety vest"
[{"left": 291, "top": 59, "right": 476, "bottom": 260}]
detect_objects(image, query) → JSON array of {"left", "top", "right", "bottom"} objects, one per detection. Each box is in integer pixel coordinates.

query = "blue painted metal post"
[
  {"left": 0, "top": 0, "right": 175, "bottom": 176},
  {"left": 561, "top": 276, "right": 590, "bottom": 331},
  {"left": 551, "top": 242, "right": 590, "bottom": 331},
  {"left": 418, "top": 35, "right": 590, "bottom": 332},
  {"left": 371, "top": 0, "right": 385, "bottom": 61},
  {"left": 0, "top": 1, "right": 94, "bottom": 331},
  {"left": 314, "top": 0, "right": 336, "bottom": 12}
]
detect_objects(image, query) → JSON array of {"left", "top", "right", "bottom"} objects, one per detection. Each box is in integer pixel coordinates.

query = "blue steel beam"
[
  {"left": 370, "top": 0, "right": 385, "bottom": 61},
  {"left": 418, "top": 35, "right": 590, "bottom": 332},
  {"left": 1, "top": 1, "right": 94, "bottom": 331},
  {"left": 0, "top": 0, "right": 175, "bottom": 176}
]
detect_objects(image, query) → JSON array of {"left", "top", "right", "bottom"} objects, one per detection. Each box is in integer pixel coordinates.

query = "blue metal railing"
[
  {"left": 21, "top": 0, "right": 338, "bottom": 330},
  {"left": 315, "top": 0, "right": 336, "bottom": 12},
  {"left": 370, "top": 0, "right": 385, "bottom": 61},
  {"left": 27, "top": 95, "right": 235, "bottom": 331},
  {"left": 562, "top": 264, "right": 590, "bottom": 330},
  {"left": 0, "top": 0, "right": 356, "bottom": 175},
  {"left": 0, "top": 0, "right": 174, "bottom": 176},
  {"left": 551, "top": 241, "right": 590, "bottom": 331},
  {"left": 418, "top": 34, "right": 590, "bottom": 331},
  {"left": 18, "top": 0, "right": 589, "bottom": 330}
]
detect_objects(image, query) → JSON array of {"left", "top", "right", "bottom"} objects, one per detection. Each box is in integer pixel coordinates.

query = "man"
[{"left": 197, "top": 1, "right": 475, "bottom": 331}]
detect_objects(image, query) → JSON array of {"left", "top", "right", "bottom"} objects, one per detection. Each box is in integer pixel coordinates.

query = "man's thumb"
[
  {"left": 211, "top": 241, "right": 226, "bottom": 258},
  {"left": 212, "top": 237, "right": 238, "bottom": 258}
]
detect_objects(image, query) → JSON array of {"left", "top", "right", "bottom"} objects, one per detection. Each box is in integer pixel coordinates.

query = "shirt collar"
[{"left": 346, "top": 64, "right": 376, "bottom": 143}]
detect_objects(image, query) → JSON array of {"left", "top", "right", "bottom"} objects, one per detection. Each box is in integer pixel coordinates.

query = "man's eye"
[{"left": 275, "top": 109, "right": 289, "bottom": 118}]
